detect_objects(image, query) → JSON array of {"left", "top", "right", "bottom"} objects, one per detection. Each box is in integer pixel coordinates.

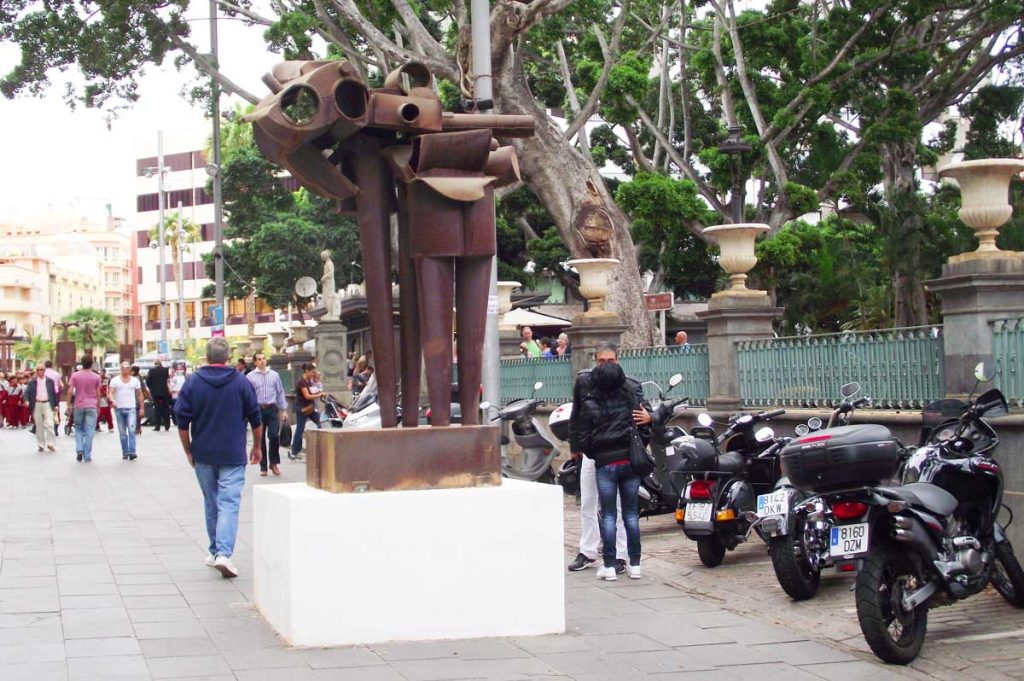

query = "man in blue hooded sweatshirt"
[{"left": 174, "top": 336, "right": 263, "bottom": 578}]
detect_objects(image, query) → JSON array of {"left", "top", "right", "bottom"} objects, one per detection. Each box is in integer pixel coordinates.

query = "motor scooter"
[
  {"left": 342, "top": 373, "right": 403, "bottom": 429},
  {"left": 481, "top": 381, "right": 560, "bottom": 483}
]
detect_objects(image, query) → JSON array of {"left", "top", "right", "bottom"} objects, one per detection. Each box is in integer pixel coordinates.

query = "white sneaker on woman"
[
  {"left": 627, "top": 564, "right": 642, "bottom": 579},
  {"left": 595, "top": 565, "right": 618, "bottom": 581}
]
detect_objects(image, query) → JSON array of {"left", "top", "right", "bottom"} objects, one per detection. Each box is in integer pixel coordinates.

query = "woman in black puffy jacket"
[{"left": 568, "top": 342, "right": 651, "bottom": 580}]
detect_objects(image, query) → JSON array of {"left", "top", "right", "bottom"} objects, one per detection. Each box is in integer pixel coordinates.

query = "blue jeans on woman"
[
  {"left": 73, "top": 408, "right": 98, "bottom": 461},
  {"left": 194, "top": 463, "right": 245, "bottom": 558},
  {"left": 289, "top": 408, "right": 319, "bottom": 459},
  {"left": 595, "top": 461, "right": 641, "bottom": 568},
  {"left": 115, "top": 407, "right": 137, "bottom": 459}
]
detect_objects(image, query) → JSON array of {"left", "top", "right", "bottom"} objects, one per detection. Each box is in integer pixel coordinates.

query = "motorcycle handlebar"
[
  {"left": 760, "top": 409, "right": 786, "bottom": 420},
  {"left": 978, "top": 399, "right": 1003, "bottom": 414}
]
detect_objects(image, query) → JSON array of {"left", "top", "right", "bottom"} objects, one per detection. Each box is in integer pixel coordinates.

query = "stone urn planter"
[
  {"left": 704, "top": 223, "right": 770, "bottom": 297},
  {"left": 232, "top": 341, "right": 250, "bottom": 359},
  {"left": 938, "top": 159, "right": 1024, "bottom": 260},
  {"left": 248, "top": 335, "right": 267, "bottom": 354},
  {"left": 566, "top": 258, "right": 619, "bottom": 317},
  {"left": 267, "top": 330, "right": 289, "bottom": 352},
  {"left": 497, "top": 281, "right": 521, "bottom": 330},
  {"left": 291, "top": 325, "right": 310, "bottom": 344}
]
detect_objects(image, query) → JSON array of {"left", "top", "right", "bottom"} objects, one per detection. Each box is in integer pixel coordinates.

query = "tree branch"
[
  {"left": 216, "top": 0, "right": 275, "bottom": 26},
  {"left": 563, "top": 5, "right": 628, "bottom": 141},
  {"left": 311, "top": 0, "right": 371, "bottom": 79},
  {"left": 710, "top": 14, "right": 737, "bottom": 128},
  {"left": 624, "top": 125, "right": 656, "bottom": 174},
  {"left": 555, "top": 39, "right": 591, "bottom": 157},
  {"left": 169, "top": 34, "right": 259, "bottom": 103},
  {"left": 388, "top": 0, "right": 448, "bottom": 62}
]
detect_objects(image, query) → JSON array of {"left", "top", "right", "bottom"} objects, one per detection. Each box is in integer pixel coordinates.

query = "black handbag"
[
  {"left": 628, "top": 424, "right": 654, "bottom": 477},
  {"left": 279, "top": 422, "right": 293, "bottom": 447}
]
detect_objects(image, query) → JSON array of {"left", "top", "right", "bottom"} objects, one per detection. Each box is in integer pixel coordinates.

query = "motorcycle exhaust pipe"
[{"left": 893, "top": 515, "right": 912, "bottom": 530}]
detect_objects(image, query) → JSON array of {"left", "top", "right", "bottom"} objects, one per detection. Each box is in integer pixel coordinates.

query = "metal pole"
[
  {"left": 157, "top": 131, "right": 168, "bottom": 352},
  {"left": 210, "top": 0, "right": 226, "bottom": 316},
  {"left": 472, "top": 0, "right": 501, "bottom": 409},
  {"left": 176, "top": 201, "right": 187, "bottom": 353}
]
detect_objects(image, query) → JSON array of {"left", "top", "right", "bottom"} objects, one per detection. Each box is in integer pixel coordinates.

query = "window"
[
  {"left": 227, "top": 299, "right": 246, "bottom": 317},
  {"left": 201, "top": 300, "right": 217, "bottom": 317},
  {"left": 255, "top": 298, "right": 274, "bottom": 314},
  {"left": 146, "top": 304, "right": 170, "bottom": 322}
]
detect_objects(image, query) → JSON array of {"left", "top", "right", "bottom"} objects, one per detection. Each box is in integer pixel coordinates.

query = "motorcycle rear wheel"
[
  {"left": 991, "top": 541, "right": 1024, "bottom": 608},
  {"left": 855, "top": 546, "right": 928, "bottom": 665},
  {"left": 768, "top": 529, "right": 820, "bottom": 601},
  {"left": 696, "top": 535, "right": 726, "bottom": 568}
]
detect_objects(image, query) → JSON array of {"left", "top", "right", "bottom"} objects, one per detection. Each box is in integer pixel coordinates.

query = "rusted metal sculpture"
[{"left": 246, "top": 59, "right": 534, "bottom": 491}]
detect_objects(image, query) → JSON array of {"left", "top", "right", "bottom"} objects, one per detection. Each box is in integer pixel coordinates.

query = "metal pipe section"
[
  {"left": 176, "top": 201, "right": 188, "bottom": 353},
  {"left": 157, "top": 131, "right": 168, "bottom": 352},
  {"left": 210, "top": 0, "right": 226, "bottom": 317},
  {"left": 471, "top": 0, "right": 501, "bottom": 412}
]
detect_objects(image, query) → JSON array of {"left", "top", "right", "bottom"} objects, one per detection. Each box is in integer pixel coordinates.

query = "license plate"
[
  {"left": 686, "top": 503, "right": 713, "bottom": 524},
  {"left": 757, "top": 490, "right": 790, "bottom": 518},
  {"left": 830, "top": 523, "right": 869, "bottom": 557}
]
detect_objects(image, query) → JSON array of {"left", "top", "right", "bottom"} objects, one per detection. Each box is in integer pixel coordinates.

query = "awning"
[{"left": 500, "top": 308, "right": 571, "bottom": 328}]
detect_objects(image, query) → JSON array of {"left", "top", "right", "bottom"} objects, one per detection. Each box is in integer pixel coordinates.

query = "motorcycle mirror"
[
  {"left": 807, "top": 416, "right": 822, "bottom": 430},
  {"left": 479, "top": 401, "right": 491, "bottom": 411},
  {"left": 973, "top": 362, "right": 994, "bottom": 383},
  {"left": 794, "top": 424, "right": 809, "bottom": 436},
  {"left": 697, "top": 412, "right": 713, "bottom": 428},
  {"left": 532, "top": 381, "right": 544, "bottom": 392},
  {"left": 668, "top": 373, "right": 683, "bottom": 388},
  {"left": 755, "top": 426, "right": 774, "bottom": 443},
  {"left": 840, "top": 382, "right": 861, "bottom": 398}
]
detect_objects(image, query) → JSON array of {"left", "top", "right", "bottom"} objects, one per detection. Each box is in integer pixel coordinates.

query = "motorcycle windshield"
[
  {"left": 977, "top": 388, "right": 1009, "bottom": 418},
  {"left": 922, "top": 398, "right": 968, "bottom": 426},
  {"left": 349, "top": 373, "right": 379, "bottom": 412}
]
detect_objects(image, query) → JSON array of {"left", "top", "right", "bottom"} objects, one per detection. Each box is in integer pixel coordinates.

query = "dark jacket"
[
  {"left": 568, "top": 367, "right": 651, "bottom": 467},
  {"left": 174, "top": 365, "right": 261, "bottom": 466},
  {"left": 146, "top": 365, "right": 171, "bottom": 398},
  {"left": 26, "top": 376, "right": 59, "bottom": 411}
]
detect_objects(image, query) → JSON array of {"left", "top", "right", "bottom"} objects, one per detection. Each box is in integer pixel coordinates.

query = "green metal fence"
[
  {"left": 619, "top": 345, "right": 710, "bottom": 405},
  {"left": 499, "top": 357, "right": 574, "bottom": 404},
  {"left": 737, "top": 326, "right": 945, "bottom": 409},
  {"left": 993, "top": 318, "right": 1024, "bottom": 408}
]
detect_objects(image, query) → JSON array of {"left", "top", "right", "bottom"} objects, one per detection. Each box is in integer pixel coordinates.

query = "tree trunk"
[
  {"left": 494, "top": 67, "right": 655, "bottom": 347},
  {"left": 879, "top": 141, "right": 928, "bottom": 327}
]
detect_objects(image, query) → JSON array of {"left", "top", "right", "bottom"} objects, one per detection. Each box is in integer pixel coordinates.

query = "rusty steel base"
[{"left": 304, "top": 425, "right": 501, "bottom": 493}]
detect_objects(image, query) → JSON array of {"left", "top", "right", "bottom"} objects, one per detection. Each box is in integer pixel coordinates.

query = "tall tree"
[
  {"left": 150, "top": 211, "right": 202, "bottom": 323},
  {"left": 13, "top": 334, "right": 53, "bottom": 365},
  {"left": 61, "top": 308, "right": 118, "bottom": 355}
]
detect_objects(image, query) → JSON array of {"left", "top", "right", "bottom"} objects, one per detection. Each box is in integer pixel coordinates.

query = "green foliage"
[
  {"left": 602, "top": 51, "right": 651, "bottom": 125},
  {"left": 960, "top": 84, "right": 1024, "bottom": 160},
  {"left": 61, "top": 308, "right": 118, "bottom": 353},
  {"left": 782, "top": 182, "right": 819, "bottom": 215},
  {"left": 12, "top": 334, "right": 53, "bottom": 363}
]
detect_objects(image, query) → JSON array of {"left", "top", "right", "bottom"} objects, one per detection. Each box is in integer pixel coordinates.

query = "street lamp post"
[
  {"left": 175, "top": 201, "right": 188, "bottom": 354},
  {"left": 143, "top": 131, "right": 171, "bottom": 353},
  {"left": 717, "top": 125, "right": 752, "bottom": 224},
  {"left": 209, "top": 0, "right": 226, "bottom": 318}
]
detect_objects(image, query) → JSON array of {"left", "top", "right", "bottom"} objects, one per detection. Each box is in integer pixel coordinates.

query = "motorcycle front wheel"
[
  {"left": 696, "top": 535, "right": 726, "bottom": 568},
  {"left": 855, "top": 546, "right": 928, "bottom": 665},
  {"left": 991, "top": 541, "right": 1024, "bottom": 608},
  {"left": 768, "top": 523, "right": 820, "bottom": 601}
]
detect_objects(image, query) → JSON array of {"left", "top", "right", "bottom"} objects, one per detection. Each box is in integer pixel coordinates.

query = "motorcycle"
[
  {"left": 321, "top": 393, "right": 348, "bottom": 429},
  {"left": 758, "top": 383, "right": 873, "bottom": 600},
  {"left": 482, "top": 382, "right": 560, "bottom": 483},
  {"left": 342, "top": 373, "right": 403, "bottom": 429},
  {"left": 781, "top": 363, "right": 1024, "bottom": 664},
  {"left": 676, "top": 407, "right": 787, "bottom": 567}
]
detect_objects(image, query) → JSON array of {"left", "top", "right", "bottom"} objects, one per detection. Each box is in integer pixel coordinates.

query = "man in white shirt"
[
  {"left": 246, "top": 352, "right": 287, "bottom": 476},
  {"left": 108, "top": 361, "right": 144, "bottom": 460}
]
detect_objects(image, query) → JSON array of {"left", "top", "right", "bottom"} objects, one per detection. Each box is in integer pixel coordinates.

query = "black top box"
[{"left": 780, "top": 424, "right": 901, "bottom": 493}]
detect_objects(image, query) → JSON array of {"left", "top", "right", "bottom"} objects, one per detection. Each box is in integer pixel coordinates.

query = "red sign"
[{"left": 644, "top": 292, "right": 674, "bottom": 312}]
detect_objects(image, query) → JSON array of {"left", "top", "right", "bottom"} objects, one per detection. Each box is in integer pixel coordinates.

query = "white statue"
[{"left": 320, "top": 250, "right": 338, "bottom": 320}]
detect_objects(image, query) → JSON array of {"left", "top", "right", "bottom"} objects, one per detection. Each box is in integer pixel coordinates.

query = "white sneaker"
[
  {"left": 213, "top": 555, "right": 238, "bottom": 578},
  {"left": 595, "top": 565, "right": 618, "bottom": 581},
  {"left": 627, "top": 564, "right": 642, "bottom": 579},
  {"left": 204, "top": 554, "right": 216, "bottom": 568}
]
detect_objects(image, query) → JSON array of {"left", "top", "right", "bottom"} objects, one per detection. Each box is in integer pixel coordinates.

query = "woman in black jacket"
[{"left": 568, "top": 342, "right": 651, "bottom": 580}]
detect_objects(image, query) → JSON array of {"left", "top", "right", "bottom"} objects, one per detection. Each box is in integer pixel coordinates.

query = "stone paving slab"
[{"left": 1, "top": 425, "right": 1004, "bottom": 680}]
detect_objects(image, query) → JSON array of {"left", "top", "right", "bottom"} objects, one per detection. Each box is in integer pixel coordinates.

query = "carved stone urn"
[
  {"left": 704, "top": 223, "right": 770, "bottom": 298},
  {"left": 566, "top": 258, "right": 619, "bottom": 317},
  {"left": 938, "top": 159, "right": 1024, "bottom": 261},
  {"left": 267, "top": 330, "right": 289, "bottom": 352},
  {"left": 291, "top": 324, "right": 310, "bottom": 344}
]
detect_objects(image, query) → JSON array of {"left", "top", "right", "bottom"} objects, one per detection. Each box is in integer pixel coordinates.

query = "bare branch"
[
  {"left": 388, "top": 0, "right": 448, "bottom": 62},
  {"left": 555, "top": 40, "right": 591, "bottom": 157},
  {"left": 624, "top": 125, "right": 656, "bottom": 174},
  {"left": 169, "top": 34, "right": 259, "bottom": 103},
  {"left": 678, "top": 0, "right": 694, "bottom": 164},
  {"left": 563, "top": 4, "right": 629, "bottom": 141},
  {"left": 216, "top": 0, "right": 274, "bottom": 26},
  {"left": 710, "top": 14, "right": 737, "bottom": 128},
  {"left": 311, "top": 0, "right": 371, "bottom": 79}
]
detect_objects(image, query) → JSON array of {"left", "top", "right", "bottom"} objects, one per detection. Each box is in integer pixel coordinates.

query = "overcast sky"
[{"left": 0, "top": 8, "right": 282, "bottom": 224}]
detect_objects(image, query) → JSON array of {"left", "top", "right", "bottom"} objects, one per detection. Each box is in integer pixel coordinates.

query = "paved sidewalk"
[{"left": 0, "top": 425, "right": 939, "bottom": 680}]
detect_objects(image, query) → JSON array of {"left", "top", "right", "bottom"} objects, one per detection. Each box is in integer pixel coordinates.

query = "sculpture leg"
[
  {"left": 351, "top": 150, "right": 399, "bottom": 428},
  {"left": 454, "top": 256, "right": 491, "bottom": 426},
  {"left": 396, "top": 185, "right": 421, "bottom": 428},
  {"left": 416, "top": 256, "right": 454, "bottom": 426}
]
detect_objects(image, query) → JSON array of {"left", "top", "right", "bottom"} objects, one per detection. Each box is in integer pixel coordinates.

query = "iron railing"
[
  {"left": 499, "top": 357, "right": 574, "bottom": 404},
  {"left": 993, "top": 318, "right": 1024, "bottom": 408},
  {"left": 619, "top": 345, "right": 710, "bottom": 405},
  {"left": 737, "top": 326, "right": 945, "bottom": 409}
]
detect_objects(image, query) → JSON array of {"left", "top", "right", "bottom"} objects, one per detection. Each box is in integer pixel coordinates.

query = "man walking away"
[
  {"left": 26, "top": 365, "right": 58, "bottom": 452},
  {"left": 247, "top": 352, "right": 287, "bottom": 477},
  {"left": 67, "top": 355, "right": 104, "bottom": 462},
  {"left": 146, "top": 359, "right": 172, "bottom": 431},
  {"left": 175, "top": 337, "right": 262, "bottom": 578},
  {"left": 110, "top": 362, "right": 144, "bottom": 460}
]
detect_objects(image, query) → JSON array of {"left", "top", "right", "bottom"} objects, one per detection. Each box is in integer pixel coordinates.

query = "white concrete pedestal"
[{"left": 253, "top": 479, "right": 565, "bottom": 647}]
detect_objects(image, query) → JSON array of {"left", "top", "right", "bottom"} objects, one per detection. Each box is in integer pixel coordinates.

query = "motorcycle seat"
[
  {"left": 876, "top": 482, "right": 958, "bottom": 517},
  {"left": 716, "top": 451, "right": 745, "bottom": 474}
]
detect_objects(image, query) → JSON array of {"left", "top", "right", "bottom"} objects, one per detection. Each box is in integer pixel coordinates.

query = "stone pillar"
[
  {"left": 499, "top": 329, "right": 523, "bottom": 359},
  {"left": 565, "top": 314, "right": 627, "bottom": 377},
  {"left": 314, "top": 320, "right": 348, "bottom": 396},
  {"left": 696, "top": 293, "right": 782, "bottom": 413},
  {"left": 926, "top": 254, "right": 1024, "bottom": 398}
]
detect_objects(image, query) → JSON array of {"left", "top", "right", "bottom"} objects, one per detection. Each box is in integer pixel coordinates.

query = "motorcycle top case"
[
  {"left": 779, "top": 424, "right": 901, "bottom": 493},
  {"left": 674, "top": 435, "right": 718, "bottom": 472}
]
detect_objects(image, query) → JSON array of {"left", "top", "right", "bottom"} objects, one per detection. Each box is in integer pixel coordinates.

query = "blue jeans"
[
  {"left": 290, "top": 409, "right": 319, "bottom": 457},
  {"left": 115, "top": 408, "right": 137, "bottom": 456},
  {"left": 595, "top": 462, "right": 641, "bottom": 567},
  {"left": 194, "top": 463, "right": 245, "bottom": 558},
  {"left": 73, "top": 408, "right": 98, "bottom": 461}
]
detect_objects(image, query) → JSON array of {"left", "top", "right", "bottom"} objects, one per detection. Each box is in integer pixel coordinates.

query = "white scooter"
[{"left": 481, "top": 382, "right": 561, "bottom": 483}]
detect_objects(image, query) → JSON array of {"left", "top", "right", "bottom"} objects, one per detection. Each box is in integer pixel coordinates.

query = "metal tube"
[
  {"left": 157, "top": 131, "right": 168, "bottom": 353},
  {"left": 210, "top": 0, "right": 226, "bottom": 316},
  {"left": 176, "top": 201, "right": 187, "bottom": 354},
  {"left": 471, "top": 0, "right": 501, "bottom": 410}
]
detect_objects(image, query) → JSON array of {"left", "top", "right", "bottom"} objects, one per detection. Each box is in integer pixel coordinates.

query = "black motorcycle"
[
  {"left": 637, "top": 374, "right": 689, "bottom": 517},
  {"left": 780, "top": 364, "right": 1024, "bottom": 664},
  {"left": 676, "top": 408, "right": 786, "bottom": 567}
]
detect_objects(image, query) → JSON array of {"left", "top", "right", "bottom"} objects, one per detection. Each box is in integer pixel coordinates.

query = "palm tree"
[
  {"left": 62, "top": 308, "right": 118, "bottom": 355},
  {"left": 150, "top": 212, "right": 202, "bottom": 329},
  {"left": 13, "top": 334, "right": 53, "bottom": 367}
]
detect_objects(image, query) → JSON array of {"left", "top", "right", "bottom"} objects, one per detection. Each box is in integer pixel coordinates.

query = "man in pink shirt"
[{"left": 66, "top": 355, "right": 104, "bottom": 462}]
